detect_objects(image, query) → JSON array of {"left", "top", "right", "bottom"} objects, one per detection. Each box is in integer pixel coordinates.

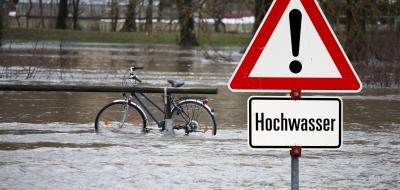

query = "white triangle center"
[{"left": 249, "top": 0, "right": 342, "bottom": 78}]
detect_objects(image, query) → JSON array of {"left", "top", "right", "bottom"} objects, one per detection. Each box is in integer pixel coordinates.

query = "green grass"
[{"left": 3, "top": 28, "right": 251, "bottom": 46}]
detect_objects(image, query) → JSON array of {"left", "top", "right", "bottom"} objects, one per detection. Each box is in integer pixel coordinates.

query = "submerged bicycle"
[{"left": 94, "top": 66, "right": 217, "bottom": 136}]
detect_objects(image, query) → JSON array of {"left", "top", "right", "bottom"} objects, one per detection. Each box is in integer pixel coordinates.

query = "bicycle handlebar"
[
  {"left": 129, "top": 66, "right": 143, "bottom": 84},
  {"left": 130, "top": 66, "right": 144, "bottom": 72}
]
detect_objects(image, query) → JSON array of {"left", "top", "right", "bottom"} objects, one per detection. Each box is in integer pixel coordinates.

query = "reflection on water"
[
  {"left": 1, "top": 42, "right": 238, "bottom": 86},
  {"left": 0, "top": 42, "right": 399, "bottom": 189}
]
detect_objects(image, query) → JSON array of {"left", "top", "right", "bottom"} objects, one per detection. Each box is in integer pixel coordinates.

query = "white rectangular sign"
[{"left": 248, "top": 97, "right": 342, "bottom": 149}]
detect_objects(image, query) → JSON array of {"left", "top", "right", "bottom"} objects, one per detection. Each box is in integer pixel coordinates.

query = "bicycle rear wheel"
[
  {"left": 95, "top": 101, "right": 146, "bottom": 134},
  {"left": 171, "top": 100, "right": 217, "bottom": 136}
]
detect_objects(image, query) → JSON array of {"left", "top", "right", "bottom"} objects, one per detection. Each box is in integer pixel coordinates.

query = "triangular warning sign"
[{"left": 229, "top": 0, "right": 362, "bottom": 92}]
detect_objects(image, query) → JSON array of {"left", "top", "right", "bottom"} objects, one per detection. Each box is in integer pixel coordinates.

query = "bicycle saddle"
[{"left": 168, "top": 80, "right": 185, "bottom": 88}]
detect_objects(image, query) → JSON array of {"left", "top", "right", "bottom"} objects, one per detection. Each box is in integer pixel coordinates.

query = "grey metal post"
[
  {"left": 291, "top": 156, "right": 299, "bottom": 190},
  {"left": 0, "top": 84, "right": 218, "bottom": 94},
  {"left": 290, "top": 146, "right": 301, "bottom": 190},
  {"left": 164, "top": 88, "right": 174, "bottom": 135},
  {"left": 289, "top": 91, "right": 301, "bottom": 190}
]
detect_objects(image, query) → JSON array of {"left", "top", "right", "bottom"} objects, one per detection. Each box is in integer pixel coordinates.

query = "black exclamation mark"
[{"left": 289, "top": 9, "right": 302, "bottom": 74}]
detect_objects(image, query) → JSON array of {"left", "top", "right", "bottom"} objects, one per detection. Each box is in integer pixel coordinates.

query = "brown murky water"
[{"left": 0, "top": 42, "right": 399, "bottom": 189}]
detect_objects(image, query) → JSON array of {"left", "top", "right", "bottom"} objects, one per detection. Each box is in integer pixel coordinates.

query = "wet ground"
[{"left": 0, "top": 42, "right": 399, "bottom": 189}]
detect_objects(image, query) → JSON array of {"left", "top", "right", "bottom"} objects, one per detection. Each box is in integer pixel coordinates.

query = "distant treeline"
[{"left": 2, "top": 0, "right": 400, "bottom": 61}]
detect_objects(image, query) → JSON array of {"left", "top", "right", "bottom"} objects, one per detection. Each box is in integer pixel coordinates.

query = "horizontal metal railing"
[{"left": 0, "top": 84, "right": 218, "bottom": 94}]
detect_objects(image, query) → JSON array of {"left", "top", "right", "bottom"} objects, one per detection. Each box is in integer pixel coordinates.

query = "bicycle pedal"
[
  {"left": 143, "top": 129, "right": 151, "bottom": 133},
  {"left": 173, "top": 124, "right": 182, "bottom": 130}
]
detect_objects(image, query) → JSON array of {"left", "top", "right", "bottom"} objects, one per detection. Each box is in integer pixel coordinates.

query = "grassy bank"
[{"left": 2, "top": 28, "right": 251, "bottom": 46}]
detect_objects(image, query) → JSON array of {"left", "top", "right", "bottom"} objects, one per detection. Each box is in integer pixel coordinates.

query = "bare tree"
[
  {"left": 26, "top": 0, "right": 32, "bottom": 28},
  {"left": 210, "top": 0, "right": 225, "bottom": 33},
  {"left": 122, "top": 0, "right": 138, "bottom": 32},
  {"left": 345, "top": 0, "right": 376, "bottom": 60},
  {"left": 320, "top": 0, "right": 400, "bottom": 62},
  {"left": 145, "top": 0, "right": 153, "bottom": 33},
  {"left": 253, "top": 0, "right": 272, "bottom": 34},
  {"left": 158, "top": 0, "right": 164, "bottom": 22},
  {"left": 110, "top": 0, "right": 119, "bottom": 32},
  {"left": 177, "top": 0, "right": 199, "bottom": 46},
  {"left": 0, "top": 0, "right": 3, "bottom": 47},
  {"left": 10, "top": 0, "right": 21, "bottom": 27},
  {"left": 38, "top": 0, "right": 45, "bottom": 28},
  {"left": 56, "top": 0, "right": 68, "bottom": 29},
  {"left": 319, "top": 0, "right": 344, "bottom": 35},
  {"left": 72, "top": 0, "right": 81, "bottom": 30}
]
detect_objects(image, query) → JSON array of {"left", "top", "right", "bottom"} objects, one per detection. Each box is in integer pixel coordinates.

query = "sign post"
[
  {"left": 228, "top": 0, "right": 362, "bottom": 189},
  {"left": 290, "top": 146, "right": 301, "bottom": 190},
  {"left": 290, "top": 92, "right": 301, "bottom": 190}
]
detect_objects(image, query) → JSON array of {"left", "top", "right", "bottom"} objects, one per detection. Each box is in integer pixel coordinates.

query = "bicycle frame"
[
  {"left": 130, "top": 92, "right": 195, "bottom": 131},
  {"left": 131, "top": 92, "right": 174, "bottom": 129}
]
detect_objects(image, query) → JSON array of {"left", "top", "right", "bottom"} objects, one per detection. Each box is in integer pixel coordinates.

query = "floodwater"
[{"left": 0, "top": 42, "right": 399, "bottom": 189}]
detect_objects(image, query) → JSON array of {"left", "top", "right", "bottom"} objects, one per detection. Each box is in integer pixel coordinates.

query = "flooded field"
[{"left": 0, "top": 42, "right": 399, "bottom": 189}]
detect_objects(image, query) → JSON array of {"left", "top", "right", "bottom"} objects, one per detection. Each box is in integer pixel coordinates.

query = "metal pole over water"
[
  {"left": 0, "top": 84, "right": 218, "bottom": 94},
  {"left": 290, "top": 146, "right": 301, "bottom": 190}
]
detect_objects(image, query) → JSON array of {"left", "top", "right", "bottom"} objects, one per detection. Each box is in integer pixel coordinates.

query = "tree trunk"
[
  {"left": 39, "top": 0, "right": 45, "bottom": 28},
  {"left": 212, "top": 1, "right": 225, "bottom": 33},
  {"left": 214, "top": 18, "right": 225, "bottom": 33},
  {"left": 8, "top": 0, "right": 19, "bottom": 27},
  {"left": 72, "top": 0, "right": 80, "bottom": 30},
  {"left": 0, "top": 0, "right": 3, "bottom": 47},
  {"left": 26, "top": 0, "right": 32, "bottom": 28},
  {"left": 345, "top": 0, "right": 367, "bottom": 60},
  {"left": 122, "top": 0, "right": 137, "bottom": 32},
  {"left": 177, "top": 0, "right": 199, "bottom": 46},
  {"left": 145, "top": 0, "right": 153, "bottom": 33},
  {"left": 253, "top": 0, "right": 272, "bottom": 34},
  {"left": 158, "top": 0, "right": 164, "bottom": 22},
  {"left": 56, "top": 0, "right": 68, "bottom": 29},
  {"left": 38, "top": 0, "right": 45, "bottom": 28},
  {"left": 111, "top": 0, "right": 119, "bottom": 32}
]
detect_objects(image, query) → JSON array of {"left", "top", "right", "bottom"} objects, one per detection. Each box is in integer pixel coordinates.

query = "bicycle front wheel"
[
  {"left": 95, "top": 101, "right": 146, "bottom": 134},
  {"left": 172, "top": 100, "right": 217, "bottom": 136}
]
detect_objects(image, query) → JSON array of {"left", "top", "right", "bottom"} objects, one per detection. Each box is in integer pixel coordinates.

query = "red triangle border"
[{"left": 229, "top": 0, "right": 362, "bottom": 92}]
